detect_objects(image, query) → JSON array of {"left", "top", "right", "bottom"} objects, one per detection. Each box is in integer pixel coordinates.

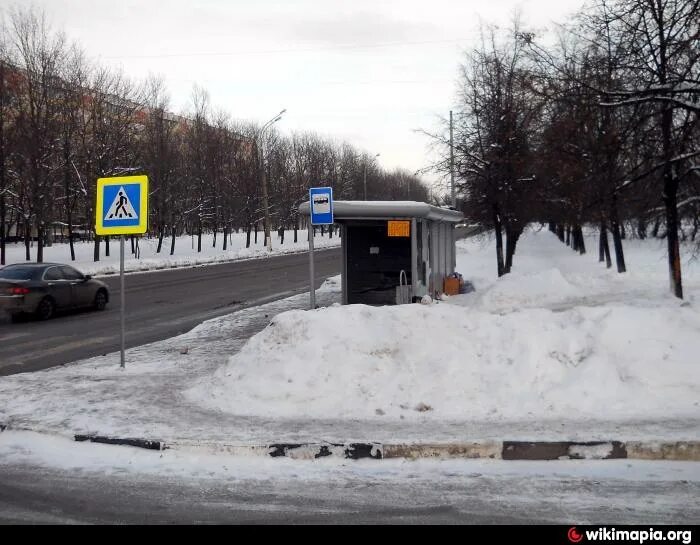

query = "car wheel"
[
  {"left": 94, "top": 289, "right": 108, "bottom": 311},
  {"left": 35, "top": 297, "right": 55, "bottom": 321}
]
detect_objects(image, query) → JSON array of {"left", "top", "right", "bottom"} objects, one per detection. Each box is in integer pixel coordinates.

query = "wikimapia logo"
[
  {"left": 569, "top": 527, "right": 584, "bottom": 543},
  {"left": 567, "top": 526, "right": 693, "bottom": 544}
]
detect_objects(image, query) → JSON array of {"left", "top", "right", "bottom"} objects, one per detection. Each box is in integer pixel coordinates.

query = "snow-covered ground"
[
  {"left": 2, "top": 229, "right": 340, "bottom": 276},
  {"left": 188, "top": 228, "right": 700, "bottom": 422},
  {"left": 0, "top": 227, "right": 698, "bottom": 445}
]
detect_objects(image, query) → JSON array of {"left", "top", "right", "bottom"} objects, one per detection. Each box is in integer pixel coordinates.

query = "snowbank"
[
  {"left": 188, "top": 228, "right": 700, "bottom": 422},
  {"left": 2, "top": 230, "right": 340, "bottom": 276}
]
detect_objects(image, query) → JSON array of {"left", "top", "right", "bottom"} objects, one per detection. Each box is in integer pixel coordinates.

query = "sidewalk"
[{"left": 0, "top": 278, "right": 698, "bottom": 461}]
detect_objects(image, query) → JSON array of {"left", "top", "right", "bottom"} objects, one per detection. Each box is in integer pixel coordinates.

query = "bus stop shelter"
[{"left": 299, "top": 200, "right": 463, "bottom": 305}]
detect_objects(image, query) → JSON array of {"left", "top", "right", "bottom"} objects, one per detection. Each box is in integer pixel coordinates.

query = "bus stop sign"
[{"left": 309, "top": 187, "right": 333, "bottom": 225}]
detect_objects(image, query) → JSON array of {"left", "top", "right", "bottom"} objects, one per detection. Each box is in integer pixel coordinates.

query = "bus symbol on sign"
[{"left": 312, "top": 194, "right": 331, "bottom": 213}]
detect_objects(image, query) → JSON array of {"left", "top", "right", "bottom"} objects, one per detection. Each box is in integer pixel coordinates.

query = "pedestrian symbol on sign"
[{"left": 104, "top": 186, "right": 138, "bottom": 221}]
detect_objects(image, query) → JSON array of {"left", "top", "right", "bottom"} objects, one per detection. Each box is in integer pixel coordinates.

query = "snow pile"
[
  {"left": 189, "top": 228, "right": 700, "bottom": 422},
  {"left": 189, "top": 297, "right": 699, "bottom": 422},
  {"left": 477, "top": 267, "right": 579, "bottom": 311}
]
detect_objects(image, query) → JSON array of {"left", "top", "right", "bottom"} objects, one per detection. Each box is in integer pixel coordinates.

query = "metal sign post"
[
  {"left": 309, "top": 229, "right": 315, "bottom": 310},
  {"left": 308, "top": 187, "right": 333, "bottom": 310},
  {"left": 95, "top": 175, "right": 149, "bottom": 368},
  {"left": 120, "top": 235, "right": 125, "bottom": 368}
]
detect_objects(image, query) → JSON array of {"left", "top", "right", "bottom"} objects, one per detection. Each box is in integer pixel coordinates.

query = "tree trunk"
[
  {"left": 574, "top": 225, "right": 585, "bottom": 255},
  {"left": 254, "top": 222, "right": 258, "bottom": 244},
  {"left": 294, "top": 217, "right": 298, "bottom": 243},
  {"left": 493, "top": 206, "right": 505, "bottom": 277},
  {"left": 212, "top": 228, "right": 217, "bottom": 248},
  {"left": 637, "top": 218, "right": 647, "bottom": 240},
  {"left": 664, "top": 185, "right": 683, "bottom": 298},
  {"left": 662, "top": 100, "right": 682, "bottom": 297},
  {"left": 223, "top": 227, "right": 228, "bottom": 250},
  {"left": 0, "top": 195, "right": 5, "bottom": 265},
  {"left": 279, "top": 227, "right": 284, "bottom": 245},
  {"left": 157, "top": 227, "right": 164, "bottom": 253},
  {"left": 37, "top": 224, "right": 44, "bottom": 263},
  {"left": 24, "top": 220, "right": 31, "bottom": 261},
  {"left": 170, "top": 226, "right": 176, "bottom": 256},
  {"left": 602, "top": 224, "right": 612, "bottom": 269},
  {"left": 610, "top": 197, "right": 626, "bottom": 273},
  {"left": 556, "top": 224, "right": 565, "bottom": 243},
  {"left": 105, "top": 236, "right": 110, "bottom": 257},
  {"left": 246, "top": 223, "right": 251, "bottom": 248},
  {"left": 504, "top": 226, "right": 521, "bottom": 274},
  {"left": 130, "top": 235, "right": 135, "bottom": 255},
  {"left": 566, "top": 225, "right": 571, "bottom": 246},
  {"left": 68, "top": 213, "right": 75, "bottom": 261},
  {"left": 197, "top": 222, "right": 202, "bottom": 253}
]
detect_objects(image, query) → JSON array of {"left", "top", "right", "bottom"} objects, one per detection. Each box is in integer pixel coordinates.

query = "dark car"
[{"left": 0, "top": 263, "right": 109, "bottom": 322}]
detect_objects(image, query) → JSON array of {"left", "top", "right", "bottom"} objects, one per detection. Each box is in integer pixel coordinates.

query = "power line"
[{"left": 102, "top": 36, "right": 475, "bottom": 60}]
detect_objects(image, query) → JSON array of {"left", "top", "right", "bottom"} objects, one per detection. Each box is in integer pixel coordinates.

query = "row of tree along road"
[
  {"left": 0, "top": 7, "right": 429, "bottom": 267},
  {"left": 433, "top": 0, "right": 698, "bottom": 298}
]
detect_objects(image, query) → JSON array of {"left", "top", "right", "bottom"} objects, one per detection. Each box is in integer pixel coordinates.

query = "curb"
[
  {"left": 1, "top": 425, "right": 697, "bottom": 461},
  {"left": 147, "top": 438, "right": 700, "bottom": 461}
]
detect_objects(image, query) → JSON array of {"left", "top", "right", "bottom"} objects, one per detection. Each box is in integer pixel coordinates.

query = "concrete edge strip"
[
  {"left": 168, "top": 441, "right": 383, "bottom": 460},
  {"left": 1, "top": 426, "right": 697, "bottom": 461},
  {"left": 74, "top": 434, "right": 165, "bottom": 451},
  {"left": 164, "top": 439, "right": 700, "bottom": 461}
]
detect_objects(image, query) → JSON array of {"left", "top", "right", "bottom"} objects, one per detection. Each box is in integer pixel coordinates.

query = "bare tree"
[{"left": 593, "top": 0, "right": 700, "bottom": 297}]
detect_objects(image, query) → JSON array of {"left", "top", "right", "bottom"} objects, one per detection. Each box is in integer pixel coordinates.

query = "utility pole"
[
  {"left": 363, "top": 152, "right": 380, "bottom": 200},
  {"left": 450, "top": 110, "right": 456, "bottom": 208},
  {"left": 259, "top": 109, "right": 285, "bottom": 252}
]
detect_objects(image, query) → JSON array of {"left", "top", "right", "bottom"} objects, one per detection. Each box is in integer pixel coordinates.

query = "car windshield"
[{"left": 0, "top": 266, "right": 41, "bottom": 280}]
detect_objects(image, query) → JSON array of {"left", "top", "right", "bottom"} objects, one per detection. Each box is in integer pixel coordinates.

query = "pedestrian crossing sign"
[{"left": 95, "top": 175, "right": 148, "bottom": 235}]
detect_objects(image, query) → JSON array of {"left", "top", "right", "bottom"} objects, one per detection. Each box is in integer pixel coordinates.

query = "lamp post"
[
  {"left": 363, "top": 152, "right": 380, "bottom": 200},
  {"left": 258, "top": 109, "right": 285, "bottom": 252},
  {"left": 449, "top": 110, "right": 456, "bottom": 208}
]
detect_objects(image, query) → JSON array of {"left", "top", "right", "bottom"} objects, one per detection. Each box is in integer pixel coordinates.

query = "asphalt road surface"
[
  {"left": 0, "top": 456, "right": 696, "bottom": 524},
  {"left": 0, "top": 248, "right": 341, "bottom": 376}
]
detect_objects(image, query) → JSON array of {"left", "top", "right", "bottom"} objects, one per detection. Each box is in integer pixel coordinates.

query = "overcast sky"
[{"left": 19, "top": 0, "right": 584, "bottom": 193}]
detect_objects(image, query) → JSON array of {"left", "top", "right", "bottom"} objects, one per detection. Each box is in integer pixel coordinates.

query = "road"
[
  {"left": 0, "top": 248, "right": 341, "bottom": 376},
  {"left": 0, "top": 227, "right": 478, "bottom": 376},
  {"left": 0, "top": 452, "right": 696, "bottom": 524}
]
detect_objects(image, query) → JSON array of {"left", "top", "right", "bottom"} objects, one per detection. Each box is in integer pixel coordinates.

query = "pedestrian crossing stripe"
[
  {"left": 104, "top": 186, "right": 138, "bottom": 220},
  {"left": 95, "top": 175, "right": 148, "bottom": 235}
]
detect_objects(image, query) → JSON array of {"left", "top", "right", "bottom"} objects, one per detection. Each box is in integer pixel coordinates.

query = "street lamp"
[
  {"left": 258, "top": 109, "right": 286, "bottom": 252},
  {"left": 363, "top": 152, "right": 380, "bottom": 200}
]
